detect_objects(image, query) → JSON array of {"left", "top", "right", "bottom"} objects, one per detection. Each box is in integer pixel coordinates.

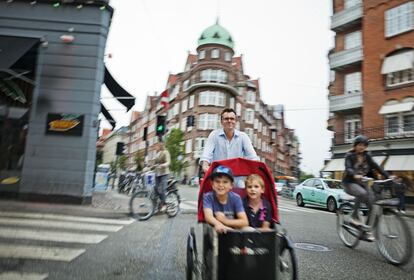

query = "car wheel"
[
  {"left": 327, "top": 197, "right": 337, "bottom": 212},
  {"left": 296, "top": 194, "right": 304, "bottom": 207}
]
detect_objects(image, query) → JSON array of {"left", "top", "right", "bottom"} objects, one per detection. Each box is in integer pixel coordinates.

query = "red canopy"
[{"left": 197, "top": 158, "right": 279, "bottom": 224}]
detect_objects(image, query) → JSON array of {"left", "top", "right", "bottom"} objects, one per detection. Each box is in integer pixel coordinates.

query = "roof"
[{"left": 197, "top": 21, "right": 235, "bottom": 49}]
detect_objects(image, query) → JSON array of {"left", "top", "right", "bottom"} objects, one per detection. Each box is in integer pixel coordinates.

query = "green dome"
[{"left": 197, "top": 22, "right": 235, "bottom": 49}]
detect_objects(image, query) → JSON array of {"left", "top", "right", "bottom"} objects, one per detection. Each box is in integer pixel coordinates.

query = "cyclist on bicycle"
[{"left": 342, "top": 135, "right": 390, "bottom": 241}]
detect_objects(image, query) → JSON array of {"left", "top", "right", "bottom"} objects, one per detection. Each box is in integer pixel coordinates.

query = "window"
[
  {"left": 189, "top": 95, "right": 194, "bottom": 108},
  {"left": 385, "top": 2, "right": 413, "bottom": 37},
  {"left": 211, "top": 49, "right": 220, "bottom": 59},
  {"left": 345, "top": 0, "right": 361, "bottom": 9},
  {"left": 386, "top": 69, "right": 414, "bottom": 87},
  {"left": 195, "top": 138, "right": 207, "bottom": 152},
  {"left": 199, "top": 91, "right": 226, "bottom": 106},
  {"left": 236, "top": 103, "right": 241, "bottom": 116},
  {"left": 181, "top": 118, "right": 187, "bottom": 131},
  {"left": 181, "top": 99, "right": 188, "bottom": 113},
  {"left": 344, "top": 31, "right": 362, "bottom": 49},
  {"left": 198, "top": 114, "right": 220, "bottom": 130},
  {"left": 245, "top": 128, "right": 254, "bottom": 141},
  {"left": 199, "top": 50, "right": 206, "bottom": 60},
  {"left": 344, "top": 117, "right": 361, "bottom": 143},
  {"left": 224, "top": 52, "right": 232, "bottom": 61},
  {"left": 185, "top": 139, "right": 192, "bottom": 154},
  {"left": 200, "top": 69, "right": 228, "bottom": 83},
  {"left": 386, "top": 112, "right": 414, "bottom": 135},
  {"left": 229, "top": 97, "right": 235, "bottom": 109},
  {"left": 344, "top": 72, "right": 362, "bottom": 94},
  {"left": 245, "top": 109, "right": 254, "bottom": 124},
  {"left": 170, "top": 84, "right": 180, "bottom": 101},
  {"left": 246, "top": 91, "right": 256, "bottom": 104},
  {"left": 173, "top": 103, "right": 180, "bottom": 116},
  {"left": 183, "top": 80, "right": 190, "bottom": 91}
]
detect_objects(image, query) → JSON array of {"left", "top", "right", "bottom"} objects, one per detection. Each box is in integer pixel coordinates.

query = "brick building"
[
  {"left": 324, "top": 0, "right": 414, "bottom": 201},
  {"left": 125, "top": 22, "right": 301, "bottom": 179}
]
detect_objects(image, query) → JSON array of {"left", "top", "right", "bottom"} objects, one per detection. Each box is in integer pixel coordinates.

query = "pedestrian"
[
  {"left": 200, "top": 108, "right": 259, "bottom": 173},
  {"left": 154, "top": 137, "right": 171, "bottom": 212},
  {"left": 395, "top": 177, "right": 407, "bottom": 214}
]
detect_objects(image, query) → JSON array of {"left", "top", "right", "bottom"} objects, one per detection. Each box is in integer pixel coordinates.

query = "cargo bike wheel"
[
  {"left": 277, "top": 232, "right": 298, "bottom": 280},
  {"left": 186, "top": 227, "right": 202, "bottom": 280}
]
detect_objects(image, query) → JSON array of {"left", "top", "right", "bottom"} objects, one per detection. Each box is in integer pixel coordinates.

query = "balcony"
[
  {"left": 331, "top": 3, "right": 363, "bottom": 32},
  {"left": 333, "top": 126, "right": 414, "bottom": 145},
  {"left": 329, "top": 91, "right": 363, "bottom": 112},
  {"left": 329, "top": 47, "right": 363, "bottom": 70},
  {"left": 186, "top": 77, "right": 239, "bottom": 96}
]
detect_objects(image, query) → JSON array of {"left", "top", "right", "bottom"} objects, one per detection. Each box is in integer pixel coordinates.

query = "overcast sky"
[{"left": 101, "top": 0, "right": 335, "bottom": 175}]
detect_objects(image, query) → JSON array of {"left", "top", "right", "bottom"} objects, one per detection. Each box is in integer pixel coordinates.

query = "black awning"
[
  {"left": 104, "top": 66, "right": 135, "bottom": 111},
  {"left": 0, "top": 36, "right": 39, "bottom": 69},
  {"left": 101, "top": 103, "right": 116, "bottom": 130}
]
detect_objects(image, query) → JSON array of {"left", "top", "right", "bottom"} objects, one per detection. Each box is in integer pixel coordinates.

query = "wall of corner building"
[{"left": 0, "top": 2, "right": 112, "bottom": 203}]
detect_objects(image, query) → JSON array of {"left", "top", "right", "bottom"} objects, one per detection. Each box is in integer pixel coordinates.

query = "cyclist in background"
[{"left": 342, "top": 135, "right": 390, "bottom": 241}]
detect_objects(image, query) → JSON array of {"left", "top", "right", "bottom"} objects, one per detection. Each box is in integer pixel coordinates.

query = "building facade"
[
  {"left": 325, "top": 0, "right": 414, "bottom": 201},
  {"left": 126, "top": 22, "right": 301, "bottom": 178}
]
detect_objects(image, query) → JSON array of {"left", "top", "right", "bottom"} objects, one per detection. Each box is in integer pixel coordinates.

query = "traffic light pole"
[{"left": 111, "top": 155, "right": 119, "bottom": 189}]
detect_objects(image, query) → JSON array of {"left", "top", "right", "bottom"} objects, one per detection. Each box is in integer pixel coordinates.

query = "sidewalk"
[{"left": 0, "top": 188, "right": 131, "bottom": 219}]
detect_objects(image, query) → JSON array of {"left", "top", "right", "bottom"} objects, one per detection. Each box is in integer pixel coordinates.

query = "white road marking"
[
  {"left": 0, "top": 272, "right": 48, "bottom": 280},
  {"left": 0, "top": 212, "right": 133, "bottom": 225},
  {"left": 0, "top": 244, "right": 85, "bottom": 262},
  {"left": 278, "top": 207, "right": 294, "bottom": 212},
  {"left": 0, "top": 217, "right": 123, "bottom": 232},
  {"left": 0, "top": 227, "right": 107, "bottom": 244}
]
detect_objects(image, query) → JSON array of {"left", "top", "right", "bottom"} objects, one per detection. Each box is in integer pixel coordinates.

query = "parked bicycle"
[
  {"left": 337, "top": 177, "right": 412, "bottom": 265},
  {"left": 130, "top": 171, "right": 180, "bottom": 221}
]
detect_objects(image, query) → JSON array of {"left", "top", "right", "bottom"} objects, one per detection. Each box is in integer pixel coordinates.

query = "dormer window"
[
  {"left": 213, "top": 32, "right": 220, "bottom": 38},
  {"left": 199, "top": 50, "right": 206, "bottom": 60},
  {"left": 211, "top": 49, "right": 220, "bottom": 59}
]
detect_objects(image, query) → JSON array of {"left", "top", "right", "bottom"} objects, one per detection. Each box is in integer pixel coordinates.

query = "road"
[{"left": 0, "top": 186, "right": 413, "bottom": 279}]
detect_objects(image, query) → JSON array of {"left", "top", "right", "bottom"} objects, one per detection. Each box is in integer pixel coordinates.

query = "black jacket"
[{"left": 342, "top": 151, "right": 389, "bottom": 184}]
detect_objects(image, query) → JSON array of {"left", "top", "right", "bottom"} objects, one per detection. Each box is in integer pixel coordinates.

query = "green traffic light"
[{"left": 157, "top": 125, "right": 164, "bottom": 131}]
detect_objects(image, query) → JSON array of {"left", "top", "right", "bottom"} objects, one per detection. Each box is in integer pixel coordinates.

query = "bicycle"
[
  {"left": 130, "top": 171, "right": 180, "bottom": 221},
  {"left": 337, "top": 177, "right": 412, "bottom": 265}
]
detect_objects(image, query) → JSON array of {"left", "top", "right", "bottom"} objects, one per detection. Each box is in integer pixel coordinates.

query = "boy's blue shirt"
[{"left": 203, "top": 191, "right": 244, "bottom": 219}]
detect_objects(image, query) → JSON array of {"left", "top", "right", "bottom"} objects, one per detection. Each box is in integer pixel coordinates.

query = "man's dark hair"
[{"left": 220, "top": 108, "right": 237, "bottom": 119}]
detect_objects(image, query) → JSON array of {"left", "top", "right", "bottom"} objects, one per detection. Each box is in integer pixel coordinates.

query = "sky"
[{"left": 101, "top": 0, "right": 335, "bottom": 176}]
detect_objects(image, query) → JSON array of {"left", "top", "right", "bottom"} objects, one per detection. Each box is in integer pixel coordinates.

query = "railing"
[
  {"left": 331, "top": 2, "right": 363, "bottom": 31},
  {"left": 185, "top": 76, "right": 239, "bottom": 95},
  {"left": 329, "top": 46, "right": 363, "bottom": 70},
  {"left": 334, "top": 125, "right": 414, "bottom": 145}
]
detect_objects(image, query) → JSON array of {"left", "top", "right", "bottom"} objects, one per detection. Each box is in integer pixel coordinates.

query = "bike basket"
[{"left": 372, "top": 181, "right": 396, "bottom": 200}]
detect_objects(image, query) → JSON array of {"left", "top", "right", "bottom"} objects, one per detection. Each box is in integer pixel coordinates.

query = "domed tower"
[{"left": 197, "top": 19, "right": 235, "bottom": 58}]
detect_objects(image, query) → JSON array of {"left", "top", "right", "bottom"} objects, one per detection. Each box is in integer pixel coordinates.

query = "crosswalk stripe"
[
  {"left": 0, "top": 272, "right": 48, "bottom": 280},
  {"left": 279, "top": 208, "right": 294, "bottom": 212},
  {"left": 279, "top": 206, "right": 318, "bottom": 213},
  {"left": 0, "top": 227, "right": 107, "bottom": 244},
  {"left": 0, "top": 212, "right": 133, "bottom": 225},
  {"left": 0, "top": 244, "right": 85, "bottom": 262},
  {"left": 180, "top": 203, "right": 197, "bottom": 210},
  {"left": 0, "top": 217, "right": 123, "bottom": 232}
]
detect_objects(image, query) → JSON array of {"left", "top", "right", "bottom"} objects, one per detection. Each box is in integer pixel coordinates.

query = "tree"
[
  {"left": 299, "top": 171, "right": 314, "bottom": 182},
  {"left": 96, "top": 150, "right": 103, "bottom": 166},
  {"left": 134, "top": 152, "right": 144, "bottom": 172},
  {"left": 165, "top": 128, "right": 186, "bottom": 175},
  {"left": 118, "top": 155, "right": 127, "bottom": 171}
]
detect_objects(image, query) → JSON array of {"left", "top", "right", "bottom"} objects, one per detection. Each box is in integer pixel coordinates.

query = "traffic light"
[
  {"left": 156, "top": 115, "right": 167, "bottom": 136},
  {"left": 116, "top": 142, "right": 125, "bottom": 155},
  {"left": 143, "top": 127, "right": 148, "bottom": 141}
]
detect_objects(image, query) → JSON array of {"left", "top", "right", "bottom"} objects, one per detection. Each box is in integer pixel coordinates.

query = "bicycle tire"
[
  {"left": 129, "top": 190, "right": 154, "bottom": 221},
  {"left": 277, "top": 241, "right": 298, "bottom": 280},
  {"left": 376, "top": 210, "right": 413, "bottom": 265},
  {"left": 337, "top": 205, "right": 361, "bottom": 248},
  {"left": 165, "top": 192, "right": 180, "bottom": 218}
]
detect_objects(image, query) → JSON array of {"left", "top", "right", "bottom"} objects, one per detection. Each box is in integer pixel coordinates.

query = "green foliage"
[
  {"left": 96, "top": 150, "right": 103, "bottom": 166},
  {"left": 118, "top": 155, "right": 127, "bottom": 171},
  {"left": 299, "top": 171, "right": 315, "bottom": 182},
  {"left": 165, "top": 128, "right": 185, "bottom": 175},
  {"left": 134, "top": 152, "right": 144, "bottom": 172},
  {"left": 110, "top": 160, "right": 117, "bottom": 174}
]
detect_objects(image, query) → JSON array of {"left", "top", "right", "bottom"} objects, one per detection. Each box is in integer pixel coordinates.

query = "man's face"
[
  {"left": 355, "top": 143, "right": 367, "bottom": 153},
  {"left": 212, "top": 175, "right": 233, "bottom": 196},
  {"left": 221, "top": 112, "right": 237, "bottom": 131}
]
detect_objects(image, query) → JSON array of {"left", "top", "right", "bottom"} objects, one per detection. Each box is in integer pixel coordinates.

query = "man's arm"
[
  {"left": 200, "top": 131, "right": 216, "bottom": 172},
  {"left": 241, "top": 133, "right": 259, "bottom": 161}
]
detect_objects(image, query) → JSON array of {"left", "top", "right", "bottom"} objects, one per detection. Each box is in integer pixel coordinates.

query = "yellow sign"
[
  {"left": 48, "top": 119, "right": 80, "bottom": 132},
  {"left": 1, "top": 177, "right": 20, "bottom": 185}
]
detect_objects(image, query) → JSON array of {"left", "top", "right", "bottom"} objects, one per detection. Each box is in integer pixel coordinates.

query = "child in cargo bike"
[{"left": 203, "top": 165, "right": 249, "bottom": 233}]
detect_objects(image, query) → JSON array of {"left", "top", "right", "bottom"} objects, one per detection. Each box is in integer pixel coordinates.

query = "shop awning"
[
  {"left": 322, "top": 158, "right": 344, "bottom": 172},
  {"left": 0, "top": 36, "right": 39, "bottom": 69},
  {"left": 0, "top": 79, "right": 27, "bottom": 103},
  {"left": 381, "top": 50, "right": 414, "bottom": 74},
  {"left": 378, "top": 102, "right": 414, "bottom": 114},
  {"left": 100, "top": 103, "right": 116, "bottom": 130},
  {"left": 104, "top": 66, "right": 135, "bottom": 111},
  {"left": 384, "top": 155, "right": 414, "bottom": 171}
]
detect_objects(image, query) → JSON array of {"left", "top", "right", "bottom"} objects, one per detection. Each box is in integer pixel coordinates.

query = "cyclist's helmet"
[
  {"left": 210, "top": 165, "right": 234, "bottom": 182},
  {"left": 353, "top": 135, "right": 369, "bottom": 146}
]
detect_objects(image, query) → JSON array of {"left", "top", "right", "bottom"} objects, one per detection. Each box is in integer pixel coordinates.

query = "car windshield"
[{"left": 324, "top": 180, "right": 343, "bottom": 189}]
